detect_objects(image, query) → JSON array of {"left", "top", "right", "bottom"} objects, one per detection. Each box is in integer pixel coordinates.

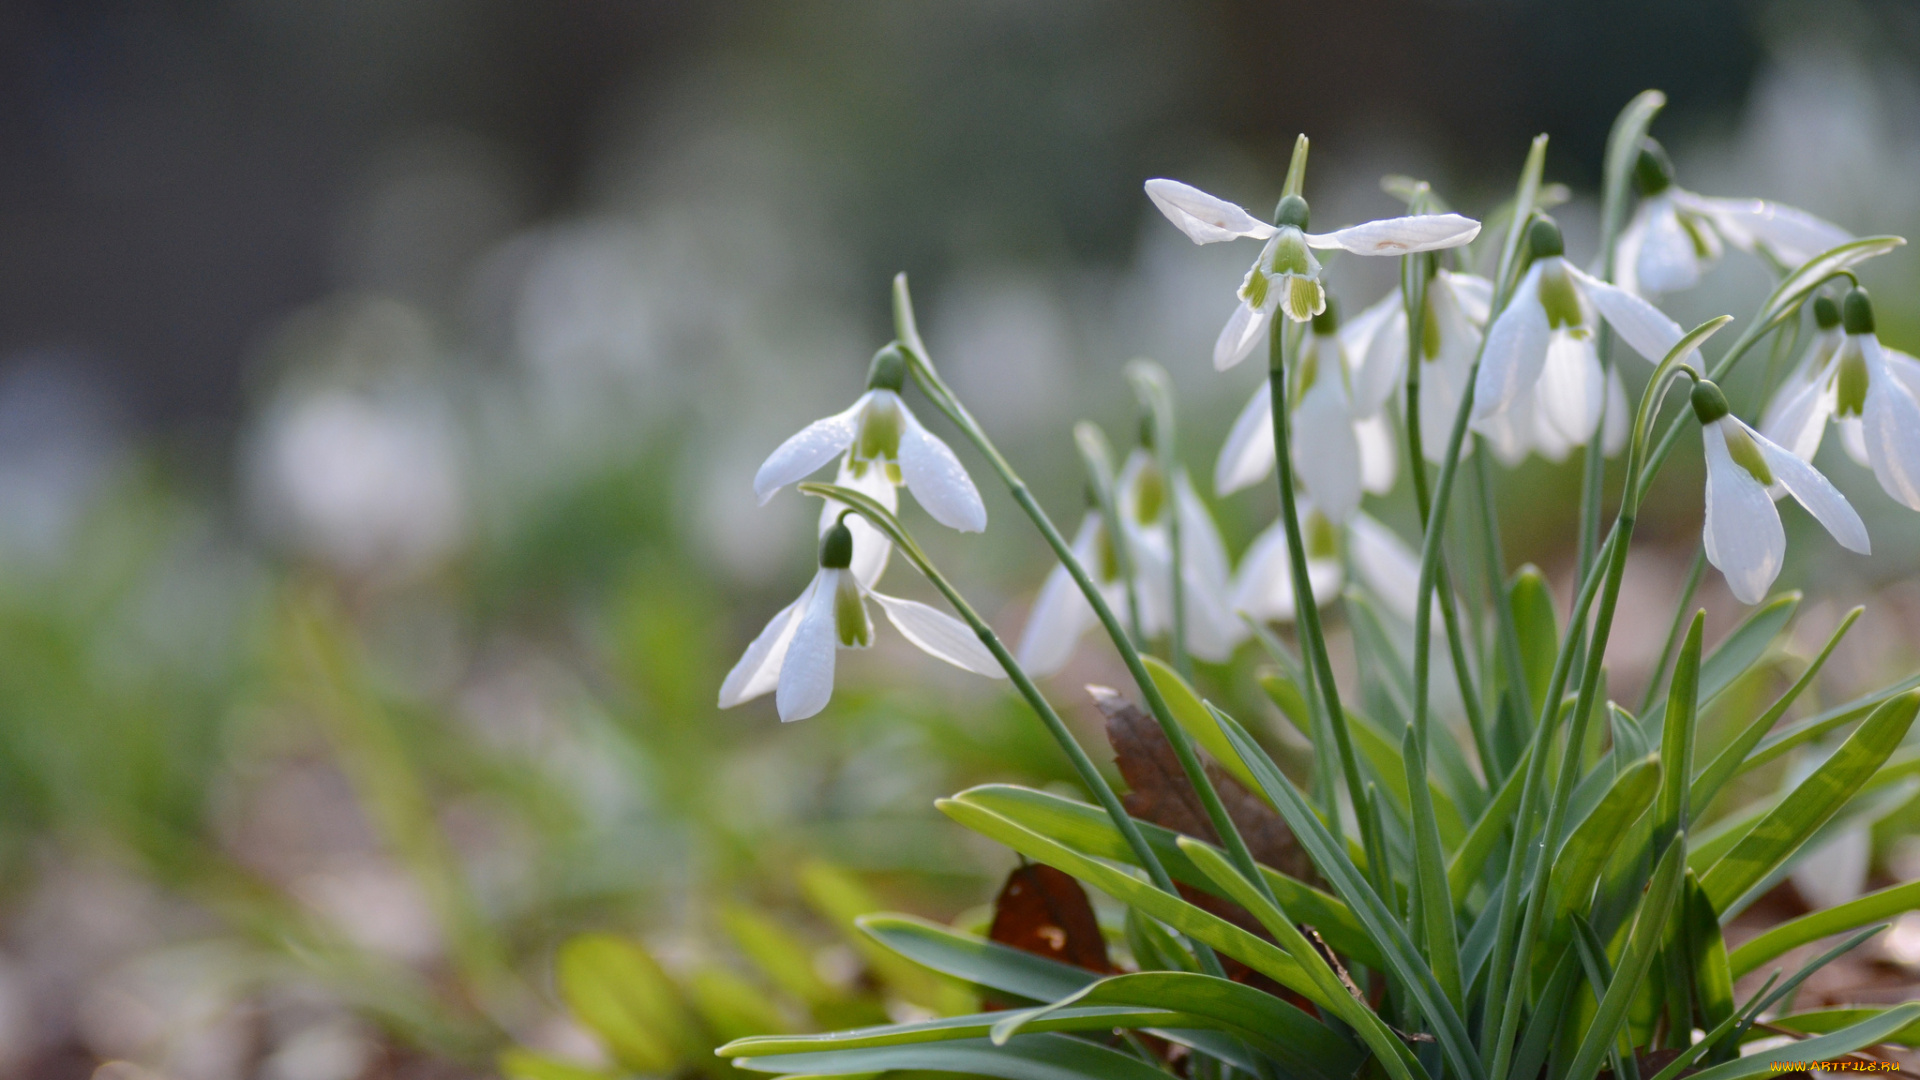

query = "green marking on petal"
[
  {"left": 1537, "top": 261, "right": 1585, "bottom": 329},
  {"left": 834, "top": 572, "right": 873, "bottom": 648},
  {"left": 1724, "top": 424, "right": 1775, "bottom": 488},
  {"left": 1130, "top": 462, "right": 1166, "bottom": 526},
  {"left": 1679, "top": 212, "right": 1717, "bottom": 260},
  {"left": 1306, "top": 511, "right": 1340, "bottom": 560},
  {"left": 1422, "top": 292, "right": 1443, "bottom": 360},
  {"left": 1239, "top": 266, "right": 1270, "bottom": 310},
  {"left": 1834, "top": 339, "right": 1869, "bottom": 418},
  {"left": 1282, "top": 275, "right": 1326, "bottom": 324},
  {"left": 1270, "top": 228, "right": 1314, "bottom": 276},
  {"left": 853, "top": 394, "right": 904, "bottom": 470}
]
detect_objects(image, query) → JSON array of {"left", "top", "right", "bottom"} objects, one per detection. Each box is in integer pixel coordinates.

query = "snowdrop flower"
[
  {"left": 1758, "top": 295, "right": 1846, "bottom": 462},
  {"left": 1616, "top": 141, "right": 1851, "bottom": 298},
  {"left": 1760, "top": 289, "right": 1920, "bottom": 511},
  {"left": 1476, "top": 365, "right": 1630, "bottom": 467},
  {"left": 1144, "top": 180, "right": 1480, "bottom": 371},
  {"left": 1473, "top": 218, "right": 1693, "bottom": 448},
  {"left": 1348, "top": 271, "right": 1495, "bottom": 464},
  {"left": 754, "top": 343, "right": 987, "bottom": 532},
  {"left": 719, "top": 520, "right": 1004, "bottom": 721},
  {"left": 1690, "top": 379, "right": 1869, "bottom": 606},
  {"left": 1016, "top": 450, "right": 1242, "bottom": 675},
  {"left": 1233, "top": 504, "right": 1422, "bottom": 625},
  {"left": 1215, "top": 301, "right": 1398, "bottom": 513}
]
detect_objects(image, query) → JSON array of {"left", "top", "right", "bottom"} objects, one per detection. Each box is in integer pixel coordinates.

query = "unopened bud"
[
  {"left": 867, "top": 343, "right": 909, "bottom": 391},
  {"left": 819, "top": 520, "right": 855, "bottom": 569},
  {"left": 1633, "top": 140, "right": 1675, "bottom": 196},
  {"left": 1842, "top": 287, "right": 1875, "bottom": 336},
  {"left": 1274, "top": 194, "right": 1310, "bottom": 230},
  {"left": 1812, "top": 295, "right": 1841, "bottom": 330},
  {"left": 1689, "top": 379, "right": 1730, "bottom": 425},
  {"left": 1528, "top": 217, "right": 1565, "bottom": 261}
]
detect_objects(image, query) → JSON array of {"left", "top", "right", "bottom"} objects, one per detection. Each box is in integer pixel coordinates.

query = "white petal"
[
  {"left": 1355, "top": 413, "right": 1398, "bottom": 495},
  {"left": 1566, "top": 265, "right": 1693, "bottom": 367},
  {"left": 1791, "top": 824, "right": 1871, "bottom": 910},
  {"left": 1127, "top": 526, "right": 1174, "bottom": 636},
  {"left": 776, "top": 571, "right": 842, "bottom": 721},
  {"left": 1536, "top": 329, "right": 1605, "bottom": 444},
  {"left": 1305, "top": 214, "right": 1482, "bottom": 254},
  {"left": 1702, "top": 423, "right": 1786, "bottom": 606},
  {"left": 1175, "top": 471, "right": 1233, "bottom": 590},
  {"left": 1180, "top": 562, "right": 1246, "bottom": 662},
  {"left": 1681, "top": 193, "right": 1851, "bottom": 265},
  {"left": 1886, "top": 347, "right": 1920, "bottom": 399},
  {"left": 1291, "top": 377, "right": 1363, "bottom": 525},
  {"left": 1215, "top": 299, "right": 1272, "bottom": 371},
  {"left": 1349, "top": 514, "right": 1422, "bottom": 625},
  {"left": 1438, "top": 271, "right": 1493, "bottom": 325},
  {"left": 1352, "top": 305, "right": 1409, "bottom": 418},
  {"left": 1613, "top": 209, "right": 1646, "bottom": 297},
  {"left": 869, "top": 590, "right": 1005, "bottom": 677},
  {"left": 1839, "top": 416, "right": 1870, "bottom": 468},
  {"left": 1530, "top": 391, "right": 1576, "bottom": 464},
  {"left": 1230, "top": 517, "right": 1342, "bottom": 622},
  {"left": 1339, "top": 291, "right": 1403, "bottom": 381},
  {"left": 753, "top": 398, "right": 863, "bottom": 503},
  {"left": 1473, "top": 383, "right": 1538, "bottom": 466},
  {"left": 1215, "top": 381, "right": 1275, "bottom": 496},
  {"left": 1144, "top": 179, "right": 1278, "bottom": 244},
  {"left": 1016, "top": 514, "right": 1103, "bottom": 676},
  {"left": 1419, "top": 350, "right": 1471, "bottom": 465},
  {"left": 1861, "top": 338, "right": 1920, "bottom": 511},
  {"left": 1742, "top": 419, "right": 1870, "bottom": 554},
  {"left": 820, "top": 459, "right": 899, "bottom": 588},
  {"left": 1601, "top": 365, "right": 1630, "bottom": 458},
  {"left": 717, "top": 579, "right": 817, "bottom": 708},
  {"left": 897, "top": 403, "right": 987, "bottom": 531},
  {"left": 1757, "top": 374, "right": 1831, "bottom": 464},
  {"left": 1471, "top": 264, "right": 1550, "bottom": 421},
  {"left": 1631, "top": 195, "right": 1705, "bottom": 296}
]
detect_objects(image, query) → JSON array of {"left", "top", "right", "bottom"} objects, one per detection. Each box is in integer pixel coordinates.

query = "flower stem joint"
[
  {"left": 1274, "top": 194, "right": 1310, "bottom": 230},
  {"left": 1842, "top": 287, "right": 1875, "bottom": 336},
  {"left": 1812, "top": 295, "right": 1841, "bottom": 331},
  {"left": 819, "top": 518, "right": 856, "bottom": 568},
  {"left": 1633, "top": 138, "right": 1675, "bottom": 197},
  {"left": 867, "top": 343, "right": 909, "bottom": 392},
  {"left": 1528, "top": 217, "right": 1565, "bottom": 260}
]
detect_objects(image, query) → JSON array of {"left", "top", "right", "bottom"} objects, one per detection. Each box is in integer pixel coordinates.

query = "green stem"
[
  {"left": 1475, "top": 414, "right": 1533, "bottom": 783},
  {"left": 1267, "top": 319, "right": 1385, "bottom": 871},
  {"left": 1639, "top": 545, "right": 1706, "bottom": 717},
  {"left": 1075, "top": 422, "right": 1145, "bottom": 649}
]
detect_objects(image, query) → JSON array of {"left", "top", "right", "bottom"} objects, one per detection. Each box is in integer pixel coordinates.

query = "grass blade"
[{"left": 1729, "top": 879, "right": 1920, "bottom": 978}]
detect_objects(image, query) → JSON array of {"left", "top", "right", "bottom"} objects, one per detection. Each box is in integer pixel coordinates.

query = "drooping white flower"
[
  {"left": 1215, "top": 301, "right": 1398, "bottom": 514},
  {"left": 1757, "top": 289, "right": 1920, "bottom": 512},
  {"left": 754, "top": 344, "right": 986, "bottom": 532},
  {"left": 1144, "top": 180, "right": 1480, "bottom": 371},
  {"left": 1758, "top": 296, "right": 1846, "bottom": 462},
  {"left": 1472, "top": 218, "right": 1696, "bottom": 449},
  {"left": 1690, "top": 380, "right": 1869, "bottom": 606},
  {"left": 719, "top": 521, "right": 1004, "bottom": 721},
  {"left": 1348, "top": 271, "right": 1494, "bottom": 464},
  {"left": 1232, "top": 503, "right": 1423, "bottom": 625},
  {"left": 1615, "top": 142, "right": 1851, "bottom": 298},
  {"left": 1476, "top": 364, "right": 1629, "bottom": 467},
  {"left": 1016, "top": 451, "right": 1243, "bottom": 675}
]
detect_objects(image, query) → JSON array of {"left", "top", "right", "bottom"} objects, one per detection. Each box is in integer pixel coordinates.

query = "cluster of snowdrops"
[{"left": 702, "top": 92, "right": 1920, "bottom": 1080}]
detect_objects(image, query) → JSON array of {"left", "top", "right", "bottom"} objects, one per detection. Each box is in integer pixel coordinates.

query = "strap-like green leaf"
[
  {"left": 1549, "top": 755, "right": 1661, "bottom": 923},
  {"left": 935, "top": 794, "right": 1327, "bottom": 1008},
  {"left": 1142, "top": 655, "right": 1259, "bottom": 794},
  {"left": 1563, "top": 841, "right": 1688, "bottom": 1080},
  {"left": 949, "top": 783, "right": 1381, "bottom": 967},
  {"left": 1214, "top": 706, "right": 1486, "bottom": 1080},
  {"left": 990, "top": 969, "right": 1364, "bottom": 1080},
  {"left": 1681, "top": 873, "right": 1735, "bottom": 1034},
  {"left": 1657, "top": 613, "right": 1704, "bottom": 845},
  {"left": 1698, "top": 691, "right": 1920, "bottom": 912},
  {"left": 1691, "top": 607, "right": 1861, "bottom": 816},
  {"left": 1690, "top": 1004, "right": 1920, "bottom": 1080},
  {"left": 1349, "top": 709, "right": 1470, "bottom": 847},
  {"left": 1643, "top": 595, "right": 1795, "bottom": 722},
  {"left": 855, "top": 914, "right": 1096, "bottom": 1003},
  {"left": 1729, "top": 878, "right": 1920, "bottom": 978},
  {"left": 727, "top": 1031, "right": 1179, "bottom": 1080},
  {"left": 1738, "top": 671, "right": 1920, "bottom": 779},
  {"left": 1751, "top": 237, "right": 1907, "bottom": 338},
  {"left": 1743, "top": 1007, "right": 1920, "bottom": 1049}
]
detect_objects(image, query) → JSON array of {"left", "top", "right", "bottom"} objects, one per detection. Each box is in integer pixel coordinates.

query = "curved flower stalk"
[
  {"left": 1690, "top": 379, "right": 1870, "bottom": 604},
  {"left": 1616, "top": 139, "right": 1852, "bottom": 298},
  {"left": 1472, "top": 217, "right": 1695, "bottom": 452},
  {"left": 718, "top": 519, "right": 1004, "bottom": 722},
  {"left": 1215, "top": 303, "right": 1397, "bottom": 517},
  {"left": 1017, "top": 450, "right": 1241, "bottom": 675},
  {"left": 753, "top": 343, "right": 987, "bottom": 533},
  {"left": 1144, "top": 178, "right": 1480, "bottom": 370},
  {"left": 1233, "top": 504, "right": 1422, "bottom": 625},
  {"left": 1757, "top": 288, "right": 1920, "bottom": 511}
]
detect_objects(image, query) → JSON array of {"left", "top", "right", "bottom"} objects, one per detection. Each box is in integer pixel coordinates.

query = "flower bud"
[
  {"left": 1812, "top": 295, "right": 1841, "bottom": 330},
  {"left": 1527, "top": 217, "right": 1565, "bottom": 261},
  {"left": 1633, "top": 140, "right": 1675, "bottom": 197},
  {"left": 1311, "top": 296, "right": 1340, "bottom": 336},
  {"left": 819, "top": 519, "right": 856, "bottom": 568},
  {"left": 867, "top": 343, "right": 909, "bottom": 391},
  {"left": 1842, "top": 287, "right": 1875, "bottom": 336},
  {"left": 1274, "top": 194, "right": 1310, "bottom": 230},
  {"left": 1689, "top": 379, "right": 1731, "bottom": 424}
]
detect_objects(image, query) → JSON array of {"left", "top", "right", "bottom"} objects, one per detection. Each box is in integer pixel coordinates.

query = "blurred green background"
[{"left": 2, "top": 1, "right": 1919, "bottom": 1076}]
